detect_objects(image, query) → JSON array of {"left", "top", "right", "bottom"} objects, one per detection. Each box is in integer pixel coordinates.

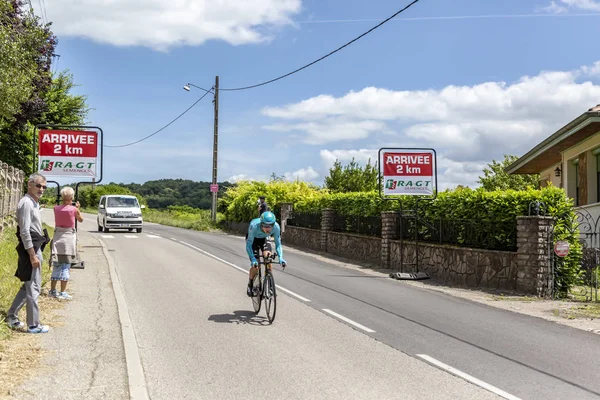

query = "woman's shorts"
[{"left": 51, "top": 262, "right": 71, "bottom": 281}]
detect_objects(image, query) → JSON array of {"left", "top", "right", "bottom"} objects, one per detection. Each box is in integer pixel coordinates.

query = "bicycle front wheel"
[{"left": 264, "top": 272, "right": 277, "bottom": 323}]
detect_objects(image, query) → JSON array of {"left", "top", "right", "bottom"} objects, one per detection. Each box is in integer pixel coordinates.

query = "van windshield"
[{"left": 107, "top": 197, "right": 139, "bottom": 208}]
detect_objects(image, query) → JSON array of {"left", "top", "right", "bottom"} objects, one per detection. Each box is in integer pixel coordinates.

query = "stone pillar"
[
  {"left": 516, "top": 216, "right": 554, "bottom": 297},
  {"left": 321, "top": 208, "right": 334, "bottom": 251},
  {"left": 381, "top": 211, "right": 399, "bottom": 268},
  {"left": 280, "top": 202, "right": 293, "bottom": 234}
]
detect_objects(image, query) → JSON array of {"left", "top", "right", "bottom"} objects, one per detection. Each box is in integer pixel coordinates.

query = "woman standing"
[{"left": 50, "top": 186, "right": 83, "bottom": 300}]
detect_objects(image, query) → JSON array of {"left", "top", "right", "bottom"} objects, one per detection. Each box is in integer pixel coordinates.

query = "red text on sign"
[
  {"left": 38, "top": 130, "right": 98, "bottom": 158},
  {"left": 383, "top": 152, "right": 433, "bottom": 176}
]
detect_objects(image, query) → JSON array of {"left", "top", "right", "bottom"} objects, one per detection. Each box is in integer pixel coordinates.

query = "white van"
[{"left": 97, "top": 194, "right": 145, "bottom": 233}]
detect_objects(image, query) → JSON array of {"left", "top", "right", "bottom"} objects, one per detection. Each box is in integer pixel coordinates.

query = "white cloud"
[
  {"left": 580, "top": 61, "right": 600, "bottom": 77},
  {"left": 264, "top": 119, "right": 389, "bottom": 144},
  {"left": 539, "top": 1, "right": 568, "bottom": 13},
  {"left": 320, "top": 149, "right": 378, "bottom": 167},
  {"left": 262, "top": 61, "right": 600, "bottom": 165},
  {"left": 283, "top": 166, "right": 319, "bottom": 181},
  {"left": 540, "top": 0, "right": 600, "bottom": 13},
  {"left": 41, "top": 0, "right": 301, "bottom": 50},
  {"left": 226, "top": 174, "right": 253, "bottom": 183}
]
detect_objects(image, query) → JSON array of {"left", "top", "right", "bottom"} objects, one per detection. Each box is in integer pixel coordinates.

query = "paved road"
[
  {"left": 132, "top": 219, "right": 600, "bottom": 400},
  {"left": 72, "top": 214, "right": 501, "bottom": 400}
]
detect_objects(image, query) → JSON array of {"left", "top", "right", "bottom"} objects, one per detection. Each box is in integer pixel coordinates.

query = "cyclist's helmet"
[{"left": 260, "top": 211, "right": 276, "bottom": 226}]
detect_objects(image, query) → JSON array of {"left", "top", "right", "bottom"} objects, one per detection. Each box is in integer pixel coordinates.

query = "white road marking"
[
  {"left": 101, "top": 235, "right": 115, "bottom": 239},
  {"left": 322, "top": 309, "right": 375, "bottom": 333},
  {"left": 276, "top": 286, "right": 311, "bottom": 302},
  {"left": 416, "top": 354, "right": 522, "bottom": 400},
  {"left": 179, "top": 241, "right": 311, "bottom": 302},
  {"left": 146, "top": 235, "right": 161, "bottom": 239},
  {"left": 171, "top": 238, "right": 178, "bottom": 241},
  {"left": 98, "top": 239, "right": 150, "bottom": 400},
  {"left": 179, "top": 241, "right": 246, "bottom": 273},
  {"left": 124, "top": 235, "right": 138, "bottom": 239}
]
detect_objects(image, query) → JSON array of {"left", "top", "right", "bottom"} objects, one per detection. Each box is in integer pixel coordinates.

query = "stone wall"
[
  {"left": 222, "top": 211, "right": 555, "bottom": 296},
  {"left": 283, "top": 226, "right": 321, "bottom": 251},
  {"left": 390, "top": 241, "right": 519, "bottom": 290},
  {"left": 326, "top": 231, "right": 381, "bottom": 264},
  {"left": 221, "top": 221, "right": 249, "bottom": 235}
]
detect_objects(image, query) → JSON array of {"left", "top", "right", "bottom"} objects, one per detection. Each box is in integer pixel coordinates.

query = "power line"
[
  {"left": 40, "top": 0, "right": 48, "bottom": 25},
  {"left": 104, "top": 89, "right": 213, "bottom": 148},
  {"left": 220, "top": 0, "right": 421, "bottom": 91}
]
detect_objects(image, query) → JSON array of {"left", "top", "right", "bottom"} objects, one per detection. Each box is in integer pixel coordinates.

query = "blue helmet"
[{"left": 260, "top": 211, "right": 276, "bottom": 226}]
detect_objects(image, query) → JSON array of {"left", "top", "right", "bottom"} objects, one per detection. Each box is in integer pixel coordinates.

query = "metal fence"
[
  {"left": 331, "top": 213, "right": 382, "bottom": 237},
  {"left": 0, "top": 161, "right": 26, "bottom": 237},
  {"left": 397, "top": 215, "right": 517, "bottom": 251},
  {"left": 286, "top": 211, "right": 322, "bottom": 230}
]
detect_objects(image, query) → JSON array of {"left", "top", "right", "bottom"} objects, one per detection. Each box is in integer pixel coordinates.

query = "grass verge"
[
  {"left": 143, "top": 207, "right": 224, "bottom": 232},
  {"left": 0, "top": 224, "right": 54, "bottom": 342}
]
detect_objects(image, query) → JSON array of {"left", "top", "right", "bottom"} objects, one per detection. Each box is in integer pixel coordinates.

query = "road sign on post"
[
  {"left": 554, "top": 240, "right": 570, "bottom": 257},
  {"left": 380, "top": 148, "right": 436, "bottom": 197},
  {"left": 210, "top": 184, "right": 219, "bottom": 193},
  {"left": 379, "top": 147, "right": 437, "bottom": 281},
  {"left": 37, "top": 129, "right": 99, "bottom": 178}
]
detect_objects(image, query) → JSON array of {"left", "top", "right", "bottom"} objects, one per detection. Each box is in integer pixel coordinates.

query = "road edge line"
[
  {"left": 99, "top": 239, "right": 150, "bottom": 400},
  {"left": 416, "top": 354, "right": 521, "bottom": 400}
]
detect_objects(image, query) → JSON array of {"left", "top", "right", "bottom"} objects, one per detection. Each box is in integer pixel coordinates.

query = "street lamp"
[{"left": 183, "top": 78, "right": 219, "bottom": 222}]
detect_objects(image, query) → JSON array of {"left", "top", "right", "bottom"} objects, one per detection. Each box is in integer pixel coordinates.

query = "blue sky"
[{"left": 34, "top": 0, "right": 600, "bottom": 189}]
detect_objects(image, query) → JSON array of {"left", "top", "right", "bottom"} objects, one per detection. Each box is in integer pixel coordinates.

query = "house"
[{"left": 506, "top": 105, "right": 600, "bottom": 226}]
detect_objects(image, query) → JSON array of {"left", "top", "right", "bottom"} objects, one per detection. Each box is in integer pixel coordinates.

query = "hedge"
[{"left": 221, "top": 183, "right": 581, "bottom": 295}]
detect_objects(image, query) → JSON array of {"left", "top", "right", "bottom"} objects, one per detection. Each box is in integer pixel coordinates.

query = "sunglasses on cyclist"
[{"left": 34, "top": 183, "right": 47, "bottom": 189}]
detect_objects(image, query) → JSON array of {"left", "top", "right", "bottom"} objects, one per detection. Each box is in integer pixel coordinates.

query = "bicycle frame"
[{"left": 253, "top": 250, "right": 280, "bottom": 323}]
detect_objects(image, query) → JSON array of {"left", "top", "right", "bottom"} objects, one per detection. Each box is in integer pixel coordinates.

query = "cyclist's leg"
[
  {"left": 262, "top": 241, "right": 273, "bottom": 272},
  {"left": 247, "top": 238, "right": 265, "bottom": 295}
]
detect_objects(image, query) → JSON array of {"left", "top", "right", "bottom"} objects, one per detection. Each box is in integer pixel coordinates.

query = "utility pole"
[{"left": 211, "top": 76, "right": 219, "bottom": 222}]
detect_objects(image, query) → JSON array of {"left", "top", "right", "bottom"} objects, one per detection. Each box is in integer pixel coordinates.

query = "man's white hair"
[
  {"left": 60, "top": 186, "right": 75, "bottom": 199},
  {"left": 28, "top": 173, "right": 46, "bottom": 185}
]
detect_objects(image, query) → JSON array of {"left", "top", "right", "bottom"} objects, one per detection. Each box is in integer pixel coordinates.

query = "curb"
[{"left": 99, "top": 238, "right": 150, "bottom": 400}]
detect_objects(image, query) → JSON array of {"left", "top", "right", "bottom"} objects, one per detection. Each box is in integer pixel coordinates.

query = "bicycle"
[{"left": 250, "top": 251, "right": 283, "bottom": 323}]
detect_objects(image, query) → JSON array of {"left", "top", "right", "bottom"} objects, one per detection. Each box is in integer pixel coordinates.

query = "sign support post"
[
  {"left": 379, "top": 148, "right": 437, "bottom": 280},
  {"left": 33, "top": 124, "right": 104, "bottom": 269}
]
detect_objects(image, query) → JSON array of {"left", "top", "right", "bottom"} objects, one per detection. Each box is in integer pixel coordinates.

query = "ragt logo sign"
[
  {"left": 38, "top": 130, "right": 98, "bottom": 178},
  {"left": 380, "top": 149, "right": 436, "bottom": 196}
]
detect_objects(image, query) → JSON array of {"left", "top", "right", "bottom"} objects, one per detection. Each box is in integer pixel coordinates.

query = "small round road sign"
[{"left": 554, "top": 240, "right": 570, "bottom": 257}]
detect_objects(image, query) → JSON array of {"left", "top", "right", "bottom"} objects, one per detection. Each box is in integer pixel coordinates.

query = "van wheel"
[
  {"left": 136, "top": 228, "right": 142, "bottom": 233},
  {"left": 104, "top": 228, "right": 110, "bottom": 233},
  {"left": 98, "top": 224, "right": 103, "bottom": 232}
]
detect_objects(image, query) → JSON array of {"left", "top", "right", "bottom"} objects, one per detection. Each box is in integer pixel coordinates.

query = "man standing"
[
  {"left": 257, "top": 196, "right": 269, "bottom": 216},
  {"left": 6, "top": 173, "right": 50, "bottom": 333}
]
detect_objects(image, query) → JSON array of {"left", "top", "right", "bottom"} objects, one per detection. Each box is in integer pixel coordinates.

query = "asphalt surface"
[
  {"left": 136, "top": 220, "right": 600, "bottom": 400},
  {"left": 32, "top": 211, "right": 598, "bottom": 399},
  {"left": 84, "top": 214, "right": 503, "bottom": 400}
]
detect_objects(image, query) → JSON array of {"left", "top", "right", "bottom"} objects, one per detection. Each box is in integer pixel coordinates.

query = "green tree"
[
  {"left": 324, "top": 158, "right": 379, "bottom": 193},
  {"left": 36, "top": 70, "right": 90, "bottom": 126},
  {"left": 478, "top": 154, "right": 539, "bottom": 191},
  {"left": 0, "top": 70, "right": 89, "bottom": 174},
  {"left": 0, "top": 0, "right": 58, "bottom": 174},
  {"left": 0, "top": 0, "right": 49, "bottom": 123}
]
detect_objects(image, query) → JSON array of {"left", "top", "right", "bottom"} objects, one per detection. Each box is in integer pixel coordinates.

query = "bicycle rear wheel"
[
  {"left": 251, "top": 271, "right": 261, "bottom": 313},
  {"left": 264, "top": 272, "right": 277, "bottom": 323}
]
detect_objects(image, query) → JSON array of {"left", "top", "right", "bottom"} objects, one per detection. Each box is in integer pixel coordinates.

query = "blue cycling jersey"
[{"left": 246, "top": 217, "right": 283, "bottom": 263}]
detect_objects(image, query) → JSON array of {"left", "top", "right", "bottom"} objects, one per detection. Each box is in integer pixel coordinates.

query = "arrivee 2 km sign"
[
  {"left": 38, "top": 130, "right": 98, "bottom": 178},
  {"left": 379, "top": 148, "right": 437, "bottom": 197}
]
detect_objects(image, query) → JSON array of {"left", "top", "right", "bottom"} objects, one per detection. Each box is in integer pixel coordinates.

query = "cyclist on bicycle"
[{"left": 246, "top": 211, "right": 287, "bottom": 297}]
